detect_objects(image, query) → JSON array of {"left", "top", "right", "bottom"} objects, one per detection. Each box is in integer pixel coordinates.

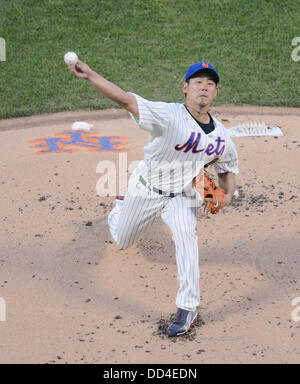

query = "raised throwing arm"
[{"left": 68, "top": 60, "right": 139, "bottom": 119}]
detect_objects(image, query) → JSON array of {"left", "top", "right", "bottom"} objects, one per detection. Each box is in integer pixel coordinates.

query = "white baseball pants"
[{"left": 108, "top": 170, "right": 200, "bottom": 311}]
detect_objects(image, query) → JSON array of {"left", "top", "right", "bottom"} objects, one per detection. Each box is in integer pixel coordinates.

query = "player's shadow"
[
  {"left": 52, "top": 216, "right": 168, "bottom": 318},
  {"left": 136, "top": 217, "right": 176, "bottom": 264},
  {"left": 54, "top": 217, "right": 111, "bottom": 285},
  {"left": 136, "top": 219, "right": 300, "bottom": 322},
  {"left": 52, "top": 211, "right": 300, "bottom": 323},
  {"left": 56, "top": 217, "right": 110, "bottom": 258}
]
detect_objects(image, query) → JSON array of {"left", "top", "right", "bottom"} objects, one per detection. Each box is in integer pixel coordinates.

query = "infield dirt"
[{"left": 0, "top": 105, "right": 299, "bottom": 363}]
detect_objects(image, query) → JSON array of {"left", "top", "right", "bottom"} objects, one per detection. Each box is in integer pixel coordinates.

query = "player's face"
[{"left": 183, "top": 76, "right": 218, "bottom": 108}]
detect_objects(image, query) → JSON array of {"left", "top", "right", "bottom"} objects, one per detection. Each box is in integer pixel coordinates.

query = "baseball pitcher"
[{"left": 68, "top": 59, "right": 238, "bottom": 336}]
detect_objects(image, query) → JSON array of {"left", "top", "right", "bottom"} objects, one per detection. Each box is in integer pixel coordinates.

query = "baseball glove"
[{"left": 193, "top": 171, "right": 225, "bottom": 214}]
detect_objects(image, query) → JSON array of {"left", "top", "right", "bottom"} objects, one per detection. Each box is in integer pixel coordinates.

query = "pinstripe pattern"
[
  {"left": 108, "top": 94, "right": 239, "bottom": 311},
  {"left": 108, "top": 169, "right": 168, "bottom": 249},
  {"left": 161, "top": 196, "right": 199, "bottom": 310},
  {"left": 108, "top": 176, "right": 200, "bottom": 310},
  {"left": 129, "top": 94, "right": 239, "bottom": 194}
]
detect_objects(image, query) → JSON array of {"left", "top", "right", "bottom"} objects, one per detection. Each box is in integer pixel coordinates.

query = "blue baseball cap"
[{"left": 185, "top": 61, "right": 219, "bottom": 84}]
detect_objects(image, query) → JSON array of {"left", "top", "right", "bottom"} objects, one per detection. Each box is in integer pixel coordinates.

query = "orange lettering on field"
[{"left": 30, "top": 131, "right": 129, "bottom": 154}]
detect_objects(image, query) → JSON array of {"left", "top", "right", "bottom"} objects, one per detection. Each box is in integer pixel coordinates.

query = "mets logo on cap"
[{"left": 185, "top": 61, "right": 219, "bottom": 84}]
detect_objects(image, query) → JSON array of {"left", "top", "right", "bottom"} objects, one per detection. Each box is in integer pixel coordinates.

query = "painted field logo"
[
  {"left": 0, "top": 37, "right": 6, "bottom": 62},
  {"left": 0, "top": 297, "right": 6, "bottom": 321},
  {"left": 30, "top": 131, "right": 129, "bottom": 154}
]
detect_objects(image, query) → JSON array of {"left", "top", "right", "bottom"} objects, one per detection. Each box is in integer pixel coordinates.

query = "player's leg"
[
  {"left": 108, "top": 174, "right": 166, "bottom": 249},
  {"left": 161, "top": 195, "right": 200, "bottom": 311},
  {"left": 108, "top": 196, "right": 126, "bottom": 245}
]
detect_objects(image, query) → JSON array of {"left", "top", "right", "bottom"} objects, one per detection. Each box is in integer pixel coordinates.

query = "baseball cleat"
[{"left": 167, "top": 308, "right": 198, "bottom": 337}]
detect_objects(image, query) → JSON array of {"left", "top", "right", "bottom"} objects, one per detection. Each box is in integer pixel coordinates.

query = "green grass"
[{"left": 0, "top": 0, "right": 299, "bottom": 118}]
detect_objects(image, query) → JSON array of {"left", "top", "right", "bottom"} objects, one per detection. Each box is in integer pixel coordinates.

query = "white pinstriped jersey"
[{"left": 129, "top": 93, "right": 239, "bottom": 193}]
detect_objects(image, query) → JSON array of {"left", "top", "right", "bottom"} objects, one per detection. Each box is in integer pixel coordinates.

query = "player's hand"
[
  {"left": 69, "top": 60, "right": 93, "bottom": 80},
  {"left": 219, "top": 193, "right": 232, "bottom": 208}
]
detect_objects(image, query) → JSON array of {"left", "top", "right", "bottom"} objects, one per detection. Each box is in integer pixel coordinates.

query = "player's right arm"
[{"left": 69, "top": 60, "right": 139, "bottom": 119}]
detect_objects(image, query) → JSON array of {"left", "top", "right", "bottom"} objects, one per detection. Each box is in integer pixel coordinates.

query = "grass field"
[{"left": 0, "top": 0, "right": 299, "bottom": 118}]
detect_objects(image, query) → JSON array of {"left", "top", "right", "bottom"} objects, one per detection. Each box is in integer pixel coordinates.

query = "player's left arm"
[{"left": 218, "top": 172, "right": 236, "bottom": 208}]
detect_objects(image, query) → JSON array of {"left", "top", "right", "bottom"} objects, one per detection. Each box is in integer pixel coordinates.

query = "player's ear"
[
  {"left": 212, "top": 84, "right": 218, "bottom": 99},
  {"left": 182, "top": 81, "right": 188, "bottom": 96}
]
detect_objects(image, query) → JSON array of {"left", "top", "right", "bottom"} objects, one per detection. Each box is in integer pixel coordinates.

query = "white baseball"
[{"left": 64, "top": 51, "right": 78, "bottom": 65}]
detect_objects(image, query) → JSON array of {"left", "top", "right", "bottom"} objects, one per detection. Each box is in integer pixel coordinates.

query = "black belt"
[{"left": 139, "top": 176, "right": 186, "bottom": 198}]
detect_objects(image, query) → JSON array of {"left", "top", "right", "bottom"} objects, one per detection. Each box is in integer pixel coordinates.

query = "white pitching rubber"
[{"left": 227, "top": 122, "right": 283, "bottom": 137}]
